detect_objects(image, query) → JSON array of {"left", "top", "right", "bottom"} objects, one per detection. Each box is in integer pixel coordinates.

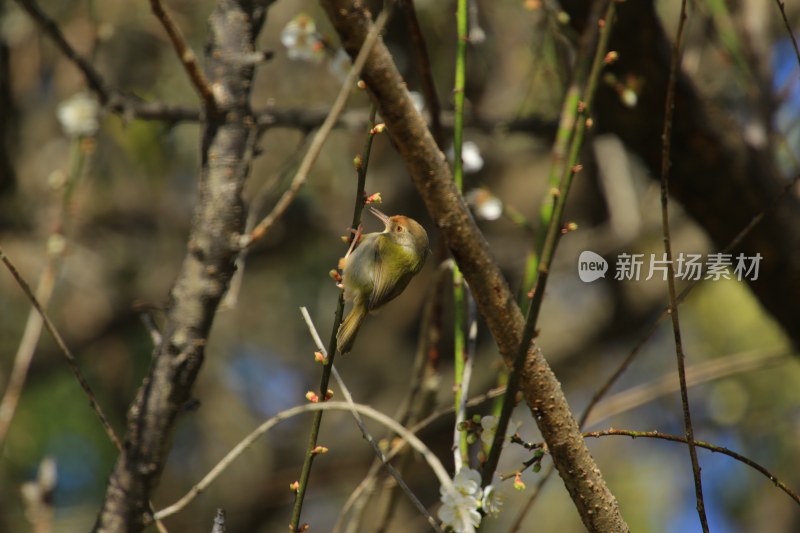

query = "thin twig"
[
  {"left": 243, "top": 8, "right": 392, "bottom": 249},
  {"left": 775, "top": 1, "right": 800, "bottom": 69},
  {"left": 0, "top": 134, "right": 92, "bottom": 450},
  {"left": 586, "top": 348, "right": 791, "bottom": 427},
  {"left": 342, "top": 259, "right": 451, "bottom": 533},
  {"left": 300, "top": 308, "right": 445, "bottom": 532},
  {"left": 519, "top": 0, "right": 608, "bottom": 309},
  {"left": 13, "top": 0, "right": 111, "bottom": 103},
  {"left": 453, "top": 285, "right": 473, "bottom": 472},
  {"left": 289, "top": 13, "right": 391, "bottom": 526},
  {"left": 399, "top": 0, "right": 443, "bottom": 146},
  {"left": 0, "top": 246, "right": 122, "bottom": 451},
  {"left": 584, "top": 429, "right": 800, "bottom": 506},
  {"left": 222, "top": 134, "right": 311, "bottom": 309},
  {"left": 0, "top": 260, "right": 56, "bottom": 449},
  {"left": 153, "top": 400, "right": 453, "bottom": 522},
  {"left": 659, "top": 2, "right": 708, "bottom": 530},
  {"left": 149, "top": 0, "right": 217, "bottom": 111}
]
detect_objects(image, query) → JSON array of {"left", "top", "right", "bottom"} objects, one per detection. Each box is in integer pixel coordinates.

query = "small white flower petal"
[
  {"left": 57, "top": 92, "right": 100, "bottom": 138},
  {"left": 462, "top": 141, "right": 484, "bottom": 173},
  {"left": 281, "top": 14, "right": 324, "bottom": 63},
  {"left": 480, "top": 415, "right": 498, "bottom": 446},
  {"left": 482, "top": 484, "right": 503, "bottom": 517}
]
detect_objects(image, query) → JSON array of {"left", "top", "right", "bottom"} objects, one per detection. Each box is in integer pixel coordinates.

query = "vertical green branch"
[
  {"left": 451, "top": 0, "right": 470, "bottom": 467},
  {"left": 481, "top": 0, "right": 618, "bottom": 487},
  {"left": 290, "top": 106, "right": 378, "bottom": 531}
]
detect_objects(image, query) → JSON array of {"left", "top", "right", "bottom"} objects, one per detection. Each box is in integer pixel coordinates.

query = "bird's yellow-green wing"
[{"left": 369, "top": 234, "right": 396, "bottom": 309}]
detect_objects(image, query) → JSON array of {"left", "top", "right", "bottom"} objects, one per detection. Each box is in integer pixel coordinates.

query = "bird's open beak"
[{"left": 369, "top": 206, "right": 391, "bottom": 228}]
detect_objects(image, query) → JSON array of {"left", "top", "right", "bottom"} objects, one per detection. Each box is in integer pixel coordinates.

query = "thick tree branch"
[
  {"left": 93, "top": 1, "right": 273, "bottom": 531},
  {"left": 318, "top": 1, "right": 628, "bottom": 531}
]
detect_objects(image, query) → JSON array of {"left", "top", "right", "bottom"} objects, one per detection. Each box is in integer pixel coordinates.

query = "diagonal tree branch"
[
  {"left": 149, "top": 0, "right": 217, "bottom": 111},
  {"left": 14, "top": 0, "right": 111, "bottom": 103},
  {"left": 318, "top": 1, "right": 629, "bottom": 531},
  {"left": 93, "top": 1, "right": 275, "bottom": 531}
]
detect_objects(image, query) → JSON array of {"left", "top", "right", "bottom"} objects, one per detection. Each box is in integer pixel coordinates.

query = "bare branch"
[
  {"left": 153, "top": 400, "right": 454, "bottom": 522},
  {"left": 149, "top": 0, "right": 217, "bottom": 111},
  {"left": 13, "top": 0, "right": 112, "bottom": 103},
  {"left": 0, "top": 246, "right": 122, "bottom": 451},
  {"left": 242, "top": 8, "right": 392, "bottom": 249},
  {"left": 584, "top": 429, "right": 800, "bottom": 507},
  {"left": 658, "top": 1, "right": 709, "bottom": 529}
]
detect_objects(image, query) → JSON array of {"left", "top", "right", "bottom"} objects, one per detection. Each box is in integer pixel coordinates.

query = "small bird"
[{"left": 336, "top": 207, "right": 429, "bottom": 354}]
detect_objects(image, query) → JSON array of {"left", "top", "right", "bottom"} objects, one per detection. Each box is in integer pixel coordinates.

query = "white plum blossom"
[
  {"left": 438, "top": 467, "right": 482, "bottom": 532},
  {"left": 479, "top": 415, "right": 522, "bottom": 447},
  {"left": 465, "top": 188, "right": 503, "bottom": 221},
  {"left": 461, "top": 141, "right": 484, "bottom": 173},
  {"left": 281, "top": 13, "right": 325, "bottom": 63},
  {"left": 447, "top": 140, "right": 485, "bottom": 173},
  {"left": 481, "top": 481, "right": 503, "bottom": 517},
  {"left": 56, "top": 92, "right": 100, "bottom": 138}
]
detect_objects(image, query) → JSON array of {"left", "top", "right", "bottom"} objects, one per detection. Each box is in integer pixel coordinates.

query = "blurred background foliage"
[{"left": 0, "top": 0, "right": 799, "bottom": 531}]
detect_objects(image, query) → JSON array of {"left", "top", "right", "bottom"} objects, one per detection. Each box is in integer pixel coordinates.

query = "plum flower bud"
[
  {"left": 479, "top": 415, "right": 521, "bottom": 448},
  {"left": 365, "top": 192, "right": 382, "bottom": 205},
  {"left": 604, "top": 51, "right": 619, "bottom": 65}
]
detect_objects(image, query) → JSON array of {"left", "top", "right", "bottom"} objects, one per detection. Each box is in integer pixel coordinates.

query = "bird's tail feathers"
[{"left": 336, "top": 304, "right": 367, "bottom": 354}]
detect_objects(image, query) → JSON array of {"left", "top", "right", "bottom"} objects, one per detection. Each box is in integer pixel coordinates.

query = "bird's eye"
[{"left": 396, "top": 226, "right": 404, "bottom": 232}]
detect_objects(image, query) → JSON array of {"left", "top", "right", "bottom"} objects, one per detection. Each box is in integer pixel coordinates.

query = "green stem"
[
  {"left": 451, "top": 0, "right": 470, "bottom": 467},
  {"left": 289, "top": 105, "right": 378, "bottom": 531},
  {"left": 481, "top": 0, "right": 617, "bottom": 487}
]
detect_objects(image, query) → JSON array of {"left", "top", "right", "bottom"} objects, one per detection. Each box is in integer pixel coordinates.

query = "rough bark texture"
[
  {"left": 563, "top": 0, "right": 800, "bottom": 347},
  {"left": 319, "top": 2, "right": 630, "bottom": 532},
  {"left": 93, "top": 2, "right": 272, "bottom": 531}
]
